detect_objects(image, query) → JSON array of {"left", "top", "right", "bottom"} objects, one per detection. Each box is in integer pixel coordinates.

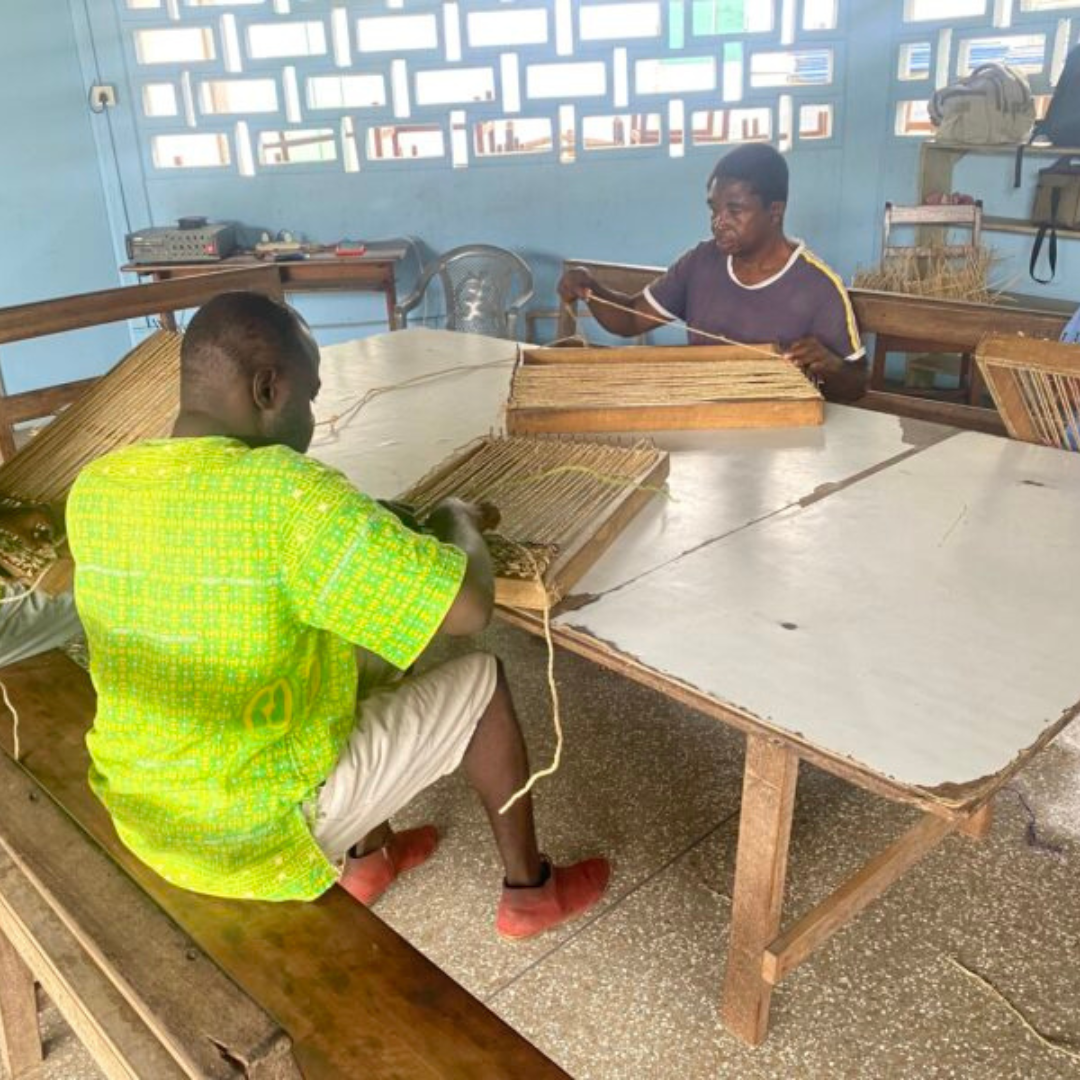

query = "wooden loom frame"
[
  {"left": 399, "top": 436, "right": 670, "bottom": 609},
  {"left": 976, "top": 334, "right": 1080, "bottom": 449},
  {"left": 505, "top": 345, "right": 824, "bottom": 434}
]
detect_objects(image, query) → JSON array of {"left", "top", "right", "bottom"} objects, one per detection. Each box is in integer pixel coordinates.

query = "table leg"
[
  {"left": 959, "top": 800, "right": 994, "bottom": 840},
  {"left": 966, "top": 356, "right": 986, "bottom": 408},
  {"left": 870, "top": 337, "right": 889, "bottom": 391},
  {"left": 385, "top": 270, "right": 398, "bottom": 330},
  {"left": 0, "top": 926, "right": 42, "bottom": 1077},
  {"left": 720, "top": 735, "right": 799, "bottom": 1046}
]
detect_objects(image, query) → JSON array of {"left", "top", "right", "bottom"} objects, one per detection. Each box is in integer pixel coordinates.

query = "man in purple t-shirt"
[{"left": 558, "top": 144, "right": 867, "bottom": 403}]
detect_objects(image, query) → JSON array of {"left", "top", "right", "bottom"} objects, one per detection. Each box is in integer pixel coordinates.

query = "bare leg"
[
  {"left": 461, "top": 662, "right": 544, "bottom": 887},
  {"left": 352, "top": 820, "right": 393, "bottom": 857}
]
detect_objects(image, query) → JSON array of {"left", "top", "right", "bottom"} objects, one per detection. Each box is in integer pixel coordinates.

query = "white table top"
[{"left": 312, "top": 329, "right": 1080, "bottom": 795}]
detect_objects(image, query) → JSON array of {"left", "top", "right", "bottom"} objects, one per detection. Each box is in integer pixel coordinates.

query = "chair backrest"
[
  {"left": 422, "top": 245, "right": 534, "bottom": 339},
  {"left": 882, "top": 201, "right": 983, "bottom": 260}
]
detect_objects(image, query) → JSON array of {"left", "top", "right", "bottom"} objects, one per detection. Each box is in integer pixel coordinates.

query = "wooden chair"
[
  {"left": 0, "top": 266, "right": 285, "bottom": 461},
  {"left": 555, "top": 258, "right": 664, "bottom": 343},
  {"left": 868, "top": 202, "right": 985, "bottom": 403}
]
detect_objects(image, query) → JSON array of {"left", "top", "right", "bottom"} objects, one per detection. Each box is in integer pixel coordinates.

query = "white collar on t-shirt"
[{"left": 726, "top": 240, "right": 806, "bottom": 291}]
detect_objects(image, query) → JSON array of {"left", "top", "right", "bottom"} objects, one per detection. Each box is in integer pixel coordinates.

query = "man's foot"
[
  {"left": 495, "top": 857, "right": 611, "bottom": 940},
  {"left": 338, "top": 825, "right": 439, "bottom": 905}
]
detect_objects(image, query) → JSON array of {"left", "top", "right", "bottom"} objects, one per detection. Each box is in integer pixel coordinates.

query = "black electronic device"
[{"left": 126, "top": 219, "right": 238, "bottom": 264}]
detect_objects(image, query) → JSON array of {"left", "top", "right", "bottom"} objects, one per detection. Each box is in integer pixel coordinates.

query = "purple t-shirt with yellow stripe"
[{"left": 645, "top": 240, "right": 865, "bottom": 361}]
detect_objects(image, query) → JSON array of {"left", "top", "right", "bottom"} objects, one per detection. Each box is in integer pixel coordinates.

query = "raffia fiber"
[
  {"left": 399, "top": 435, "right": 665, "bottom": 586},
  {"left": 508, "top": 359, "right": 821, "bottom": 411},
  {"left": 0, "top": 329, "right": 181, "bottom": 587},
  {"left": 0, "top": 330, "right": 182, "bottom": 506}
]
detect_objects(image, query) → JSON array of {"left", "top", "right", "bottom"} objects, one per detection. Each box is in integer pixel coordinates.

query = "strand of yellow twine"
[
  {"left": 500, "top": 464, "right": 673, "bottom": 501},
  {"left": 0, "top": 564, "right": 52, "bottom": 607},
  {"left": 2, "top": 679, "right": 21, "bottom": 762}
]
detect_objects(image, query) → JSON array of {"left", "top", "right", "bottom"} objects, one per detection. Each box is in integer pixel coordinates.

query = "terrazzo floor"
[{"left": 6, "top": 621, "right": 1080, "bottom": 1080}]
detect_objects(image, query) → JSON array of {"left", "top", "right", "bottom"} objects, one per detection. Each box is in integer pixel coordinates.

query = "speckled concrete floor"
[{"left": 7, "top": 622, "right": 1080, "bottom": 1080}]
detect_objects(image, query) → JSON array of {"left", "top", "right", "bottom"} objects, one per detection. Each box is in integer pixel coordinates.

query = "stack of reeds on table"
[
  {"left": 0, "top": 329, "right": 182, "bottom": 591},
  {"left": 505, "top": 345, "right": 823, "bottom": 434},
  {"left": 977, "top": 334, "right": 1080, "bottom": 450},
  {"left": 398, "top": 434, "right": 670, "bottom": 609},
  {"left": 852, "top": 248, "right": 1003, "bottom": 305}
]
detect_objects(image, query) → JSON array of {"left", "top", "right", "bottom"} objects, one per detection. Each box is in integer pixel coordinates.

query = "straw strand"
[{"left": 583, "top": 291, "right": 784, "bottom": 360}]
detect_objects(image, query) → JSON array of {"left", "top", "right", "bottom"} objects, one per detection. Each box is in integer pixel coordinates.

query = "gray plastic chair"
[{"left": 393, "top": 244, "right": 534, "bottom": 340}]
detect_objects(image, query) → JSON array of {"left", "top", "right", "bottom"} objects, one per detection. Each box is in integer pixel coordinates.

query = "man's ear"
[
  {"left": 252, "top": 367, "right": 278, "bottom": 411},
  {"left": 769, "top": 200, "right": 786, "bottom": 225}
]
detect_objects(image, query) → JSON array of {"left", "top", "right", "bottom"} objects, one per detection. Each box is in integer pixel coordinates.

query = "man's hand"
[
  {"left": 557, "top": 267, "right": 599, "bottom": 304},
  {"left": 424, "top": 499, "right": 498, "bottom": 637},
  {"left": 784, "top": 337, "right": 845, "bottom": 384},
  {"left": 784, "top": 338, "right": 868, "bottom": 403},
  {"left": 377, "top": 499, "right": 424, "bottom": 533},
  {"left": 426, "top": 498, "right": 500, "bottom": 537}
]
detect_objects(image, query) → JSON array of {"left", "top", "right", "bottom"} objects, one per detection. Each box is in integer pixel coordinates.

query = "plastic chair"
[{"left": 393, "top": 244, "right": 534, "bottom": 340}]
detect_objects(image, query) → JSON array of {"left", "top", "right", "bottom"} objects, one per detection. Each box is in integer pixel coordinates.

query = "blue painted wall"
[
  {"left": 0, "top": 1, "right": 131, "bottom": 394},
  {"left": 3, "top": 0, "right": 1076, "bottom": 395}
]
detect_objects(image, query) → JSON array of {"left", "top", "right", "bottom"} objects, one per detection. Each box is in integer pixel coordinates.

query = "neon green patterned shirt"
[{"left": 67, "top": 438, "right": 465, "bottom": 902}]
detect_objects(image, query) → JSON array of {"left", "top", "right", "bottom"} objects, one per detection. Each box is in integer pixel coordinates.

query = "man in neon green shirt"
[{"left": 68, "top": 292, "right": 609, "bottom": 939}]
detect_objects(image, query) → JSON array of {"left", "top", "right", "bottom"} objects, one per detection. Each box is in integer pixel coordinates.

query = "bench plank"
[
  {"left": 0, "top": 850, "right": 193, "bottom": 1080},
  {"left": 0, "top": 753, "right": 301, "bottom": 1079},
  {"left": 0, "top": 653, "right": 569, "bottom": 1080},
  {"left": 0, "top": 922, "right": 43, "bottom": 1078}
]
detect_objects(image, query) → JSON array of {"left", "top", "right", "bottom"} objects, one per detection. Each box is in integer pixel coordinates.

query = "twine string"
[
  {"left": 581, "top": 291, "right": 785, "bottom": 360},
  {"left": 315, "top": 357, "right": 516, "bottom": 439},
  {"left": 498, "top": 543, "right": 561, "bottom": 815},
  {"left": 1, "top": 679, "right": 20, "bottom": 762}
]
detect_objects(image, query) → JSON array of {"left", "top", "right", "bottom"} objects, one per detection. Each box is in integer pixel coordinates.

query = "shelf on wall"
[
  {"left": 983, "top": 215, "right": 1080, "bottom": 239},
  {"left": 924, "top": 141, "right": 1080, "bottom": 158}
]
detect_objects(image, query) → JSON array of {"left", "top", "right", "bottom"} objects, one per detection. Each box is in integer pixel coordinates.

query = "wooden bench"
[
  {"left": 0, "top": 267, "right": 286, "bottom": 462},
  {"left": 0, "top": 651, "right": 568, "bottom": 1079}
]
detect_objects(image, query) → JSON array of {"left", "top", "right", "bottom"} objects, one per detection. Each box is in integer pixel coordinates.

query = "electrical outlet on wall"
[{"left": 89, "top": 84, "right": 117, "bottom": 111}]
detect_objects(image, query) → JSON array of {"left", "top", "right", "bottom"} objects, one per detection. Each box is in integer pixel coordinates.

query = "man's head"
[
  {"left": 706, "top": 144, "right": 789, "bottom": 258},
  {"left": 178, "top": 292, "right": 321, "bottom": 454}
]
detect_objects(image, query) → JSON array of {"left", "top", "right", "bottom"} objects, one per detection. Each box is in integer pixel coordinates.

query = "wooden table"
[
  {"left": 310, "top": 328, "right": 1080, "bottom": 1045},
  {"left": 123, "top": 243, "right": 409, "bottom": 330}
]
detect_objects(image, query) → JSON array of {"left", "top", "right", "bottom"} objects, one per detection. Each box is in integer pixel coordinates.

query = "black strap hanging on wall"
[{"left": 1029, "top": 187, "right": 1061, "bottom": 283}]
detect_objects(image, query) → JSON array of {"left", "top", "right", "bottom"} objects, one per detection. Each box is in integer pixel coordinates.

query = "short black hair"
[
  {"left": 181, "top": 291, "right": 310, "bottom": 388},
  {"left": 708, "top": 144, "right": 789, "bottom": 206}
]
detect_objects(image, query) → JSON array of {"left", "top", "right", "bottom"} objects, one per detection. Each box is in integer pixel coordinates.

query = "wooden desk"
[
  {"left": 849, "top": 289, "right": 1070, "bottom": 406},
  {"left": 310, "top": 329, "right": 1080, "bottom": 1046},
  {"left": 124, "top": 244, "right": 409, "bottom": 330}
]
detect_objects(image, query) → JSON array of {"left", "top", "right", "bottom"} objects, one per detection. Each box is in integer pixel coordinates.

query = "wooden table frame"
[
  {"left": 124, "top": 251, "right": 404, "bottom": 332},
  {"left": 498, "top": 608, "right": 1073, "bottom": 1045}
]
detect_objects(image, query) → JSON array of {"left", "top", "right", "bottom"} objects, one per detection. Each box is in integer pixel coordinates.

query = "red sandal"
[
  {"left": 496, "top": 857, "right": 611, "bottom": 940},
  {"left": 338, "top": 825, "right": 439, "bottom": 905}
]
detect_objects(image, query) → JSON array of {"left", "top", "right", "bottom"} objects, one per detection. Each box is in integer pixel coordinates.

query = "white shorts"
[
  {"left": 308, "top": 652, "right": 497, "bottom": 863},
  {"left": 0, "top": 584, "right": 81, "bottom": 668}
]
